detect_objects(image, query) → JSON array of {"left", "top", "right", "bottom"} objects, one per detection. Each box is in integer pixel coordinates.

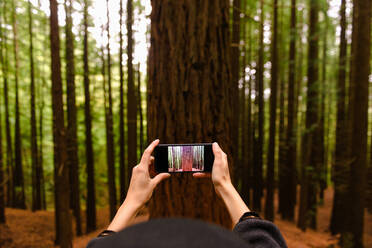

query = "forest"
[{"left": 0, "top": 0, "right": 371, "bottom": 247}]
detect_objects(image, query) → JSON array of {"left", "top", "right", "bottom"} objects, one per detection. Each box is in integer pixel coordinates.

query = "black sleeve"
[{"left": 233, "top": 217, "right": 288, "bottom": 248}]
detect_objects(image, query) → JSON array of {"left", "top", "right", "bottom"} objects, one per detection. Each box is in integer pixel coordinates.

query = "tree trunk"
[
  {"left": 64, "top": 0, "right": 82, "bottom": 236},
  {"left": 137, "top": 64, "right": 144, "bottom": 152},
  {"left": 28, "top": 0, "right": 41, "bottom": 212},
  {"left": 119, "top": 0, "right": 127, "bottom": 204},
  {"left": 49, "top": 0, "right": 72, "bottom": 246},
  {"left": 231, "top": 0, "right": 241, "bottom": 187},
  {"left": 39, "top": 78, "right": 46, "bottom": 210},
  {"left": 105, "top": 0, "right": 117, "bottom": 220},
  {"left": 12, "top": 0, "right": 26, "bottom": 210},
  {"left": 281, "top": 0, "right": 297, "bottom": 221},
  {"left": 253, "top": 0, "right": 265, "bottom": 212},
  {"left": 127, "top": 0, "right": 137, "bottom": 187},
  {"left": 318, "top": 9, "right": 328, "bottom": 202},
  {"left": 298, "top": 0, "right": 319, "bottom": 231},
  {"left": 83, "top": 0, "right": 96, "bottom": 233},
  {"left": 1, "top": 0, "right": 13, "bottom": 208},
  {"left": 265, "top": 0, "right": 278, "bottom": 221},
  {"left": 330, "top": 0, "right": 348, "bottom": 235},
  {"left": 342, "top": 0, "right": 370, "bottom": 246},
  {"left": 147, "top": 0, "right": 233, "bottom": 227},
  {"left": 0, "top": 10, "right": 5, "bottom": 222}
]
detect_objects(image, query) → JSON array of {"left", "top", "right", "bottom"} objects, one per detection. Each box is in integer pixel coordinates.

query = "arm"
[
  {"left": 106, "top": 139, "right": 170, "bottom": 232},
  {"left": 194, "top": 143, "right": 287, "bottom": 248}
]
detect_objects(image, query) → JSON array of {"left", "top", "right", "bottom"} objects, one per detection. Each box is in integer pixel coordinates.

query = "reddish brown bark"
[{"left": 147, "top": 0, "right": 233, "bottom": 227}]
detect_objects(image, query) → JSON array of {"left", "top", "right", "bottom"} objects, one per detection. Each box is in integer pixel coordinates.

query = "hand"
[
  {"left": 193, "top": 142, "right": 232, "bottom": 195},
  {"left": 126, "top": 139, "right": 171, "bottom": 208},
  {"left": 107, "top": 139, "right": 170, "bottom": 232}
]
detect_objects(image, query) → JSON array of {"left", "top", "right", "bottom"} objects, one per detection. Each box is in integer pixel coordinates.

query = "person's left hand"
[{"left": 125, "top": 139, "right": 171, "bottom": 208}]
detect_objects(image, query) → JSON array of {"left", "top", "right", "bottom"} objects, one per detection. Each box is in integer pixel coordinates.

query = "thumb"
[{"left": 152, "top": 173, "right": 171, "bottom": 187}]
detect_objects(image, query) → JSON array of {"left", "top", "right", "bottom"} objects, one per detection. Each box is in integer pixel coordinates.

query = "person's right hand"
[{"left": 193, "top": 142, "right": 232, "bottom": 195}]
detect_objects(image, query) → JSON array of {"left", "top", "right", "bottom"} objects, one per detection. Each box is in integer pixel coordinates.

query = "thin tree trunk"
[
  {"left": 0, "top": 9, "right": 5, "bottom": 222},
  {"left": 253, "top": 0, "right": 265, "bottom": 211},
  {"left": 11, "top": 0, "right": 26, "bottom": 209},
  {"left": 39, "top": 78, "right": 46, "bottom": 210},
  {"left": 119, "top": 0, "right": 127, "bottom": 204},
  {"left": 49, "top": 0, "right": 72, "bottom": 246},
  {"left": 342, "top": 0, "right": 370, "bottom": 246},
  {"left": 83, "top": 0, "right": 96, "bottom": 233},
  {"left": 64, "top": 0, "right": 82, "bottom": 236},
  {"left": 298, "top": 0, "right": 320, "bottom": 231},
  {"left": 281, "top": 0, "right": 297, "bottom": 221},
  {"left": 127, "top": 0, "right": 137, "bottom": 187},
  {"left": 148, "top": 0, "right": 233, "bottom": 227},
  {"left": 1, "top": 0, "right": 13, "bottom": 208},
  {"left": 265, "top": 0, "right": 278, "bottom": 221},
  {"left": 28, "top": 0, "right": 41, "bottom": 212},
  {"left": 231, "top": 0, "right": 241, "bottom": 187},
  {"left": 137, "top": 64, "right": 144, "bottom": 152},
  {"left": 330, "top": 0, "right": 348, "bottom": 235},
  {"left": 105, "top": 0, "right": 117, "bottom": 220},
  {"left": 318, "top": 9, "right": 328, "bottom": 202}
]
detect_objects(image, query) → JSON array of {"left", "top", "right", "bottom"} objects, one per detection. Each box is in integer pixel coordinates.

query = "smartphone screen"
[{"left": 154, "top": 143, "right": 214, "bottom": 173}]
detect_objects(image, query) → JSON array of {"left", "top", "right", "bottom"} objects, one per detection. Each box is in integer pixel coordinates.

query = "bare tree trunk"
[
  {"left": 49, "top": 0, "right": 72, "bottom": 246},
  {"left": 231, "top": 0, "right": 241, "bottom": 187},
  {"left": 330, "top": 0, "right": 348, "bottom": 235},
  {"left": 342, "top": 0, "right": 370, "bottom": 246},
  {"left": 253, "top": 0, "right": 265, "bottom": 212},
  {"left": 137, "top": 64, "right": 144, "bottom": 152},
  {"left": 12, "top": 0, "right": 26, "bottom": 209},
  {"left": 119, "top": 0, "right": 127, "bottom": 204},
  {"left": 0, "top": 10, "right": 5, "bottom": 222},
  {"left": 265, "top": 0, "right": 278, "bottom": 221},
  {"left": 64, "top": 0, "right": 82, "bottom": 236},
  {"left": 28, "top": 0, "right": 41, "bottom": 212},
  {"left": 281, "top": 0, "right": 297, "bottom": 221},
  {"left": 298, "top": 0, "right": 319, "bottom": 231},
  {"left": 83, "top": 0, "right": 96, "bottom": 233},
  {"left": 148, "top": 0, "right": 233, "bottom": 227},
  {"left": 127, "top": 0, "right": 137, "bottom": 187},
  {"left": 105, "top": 0, "right": 117, "bottom": 220},
  {"left": 1, "top": 0, "right": 13, "bottom": 209}
]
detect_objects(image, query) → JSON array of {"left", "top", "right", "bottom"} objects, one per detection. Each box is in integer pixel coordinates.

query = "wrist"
[{"left": 215, "top": 181, "right": 234, "bottom": 196}]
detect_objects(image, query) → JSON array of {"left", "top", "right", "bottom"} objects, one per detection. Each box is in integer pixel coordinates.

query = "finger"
[
  {"left": 212, "top": 142, "right": 223, "bottom": 159},
  {"left": 193, "top": 172, "right": 211, "bottom": 178},
  {"left": 140, "top": 139, "right": 160, "bottom": 166},
  {"left": 152, "top": 173, "right": 171, "bottom": 186}
]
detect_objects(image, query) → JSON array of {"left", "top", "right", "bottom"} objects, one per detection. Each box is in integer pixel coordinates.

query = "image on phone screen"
[
  {"left": 168, "top": 145, "right": 204, "bottom": 172},
  {"left": 154, "top": 143, "right": 213, "bottom": 173}
]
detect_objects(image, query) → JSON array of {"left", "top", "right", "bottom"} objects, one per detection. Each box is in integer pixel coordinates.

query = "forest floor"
[{"left": 0, "top": 188, "right": 371, "bottom": 248}]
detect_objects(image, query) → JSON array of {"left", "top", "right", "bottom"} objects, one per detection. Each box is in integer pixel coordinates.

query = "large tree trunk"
[
  {"left": 49, "top": 0, "right": 72, "bottom": 246},
  {"left": 281, "top": 0, "right": 297, "bottom": 221},
  {"left": 265, "top": 0, "right": 278, "bottom": 221},
  {"left": 298, "top": 0, "right": 319, "bottom": 231},
  {"left": 12, "top": 0, "right": 26, "bottom": 210},
  {"left": 83, "top": 0, "right": 96, "bottom": 233},
  {"left": 105, "top": 0, "right": 117, "bottom": 220},
  {"left": 126, "top": 0, "right": 137, "bottom": 186},
  {"left": 119, "top": 0, "right": 127, "bottom": 203},
  {"left": 147, "top": 0, "right": 233, "bottom": 227},
  {"left": 28, "top": 0, "right": 41, "bottom": 212},
  {"left": 342, "top": 0, "right": 370, "bottom": 246},
  {"left": 64, "top": 0, "right": 82, "bottom": 236},
  {"left": 253, "top": 0, "right": 265, "bottom": 212},
  {"left": 330, "top": 0, "right": 348, "bottom": 235}
]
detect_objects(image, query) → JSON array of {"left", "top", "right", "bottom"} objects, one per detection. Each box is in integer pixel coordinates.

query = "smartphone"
[{"left": 154, "top": 143, "right": 214, "bottom": 173}]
